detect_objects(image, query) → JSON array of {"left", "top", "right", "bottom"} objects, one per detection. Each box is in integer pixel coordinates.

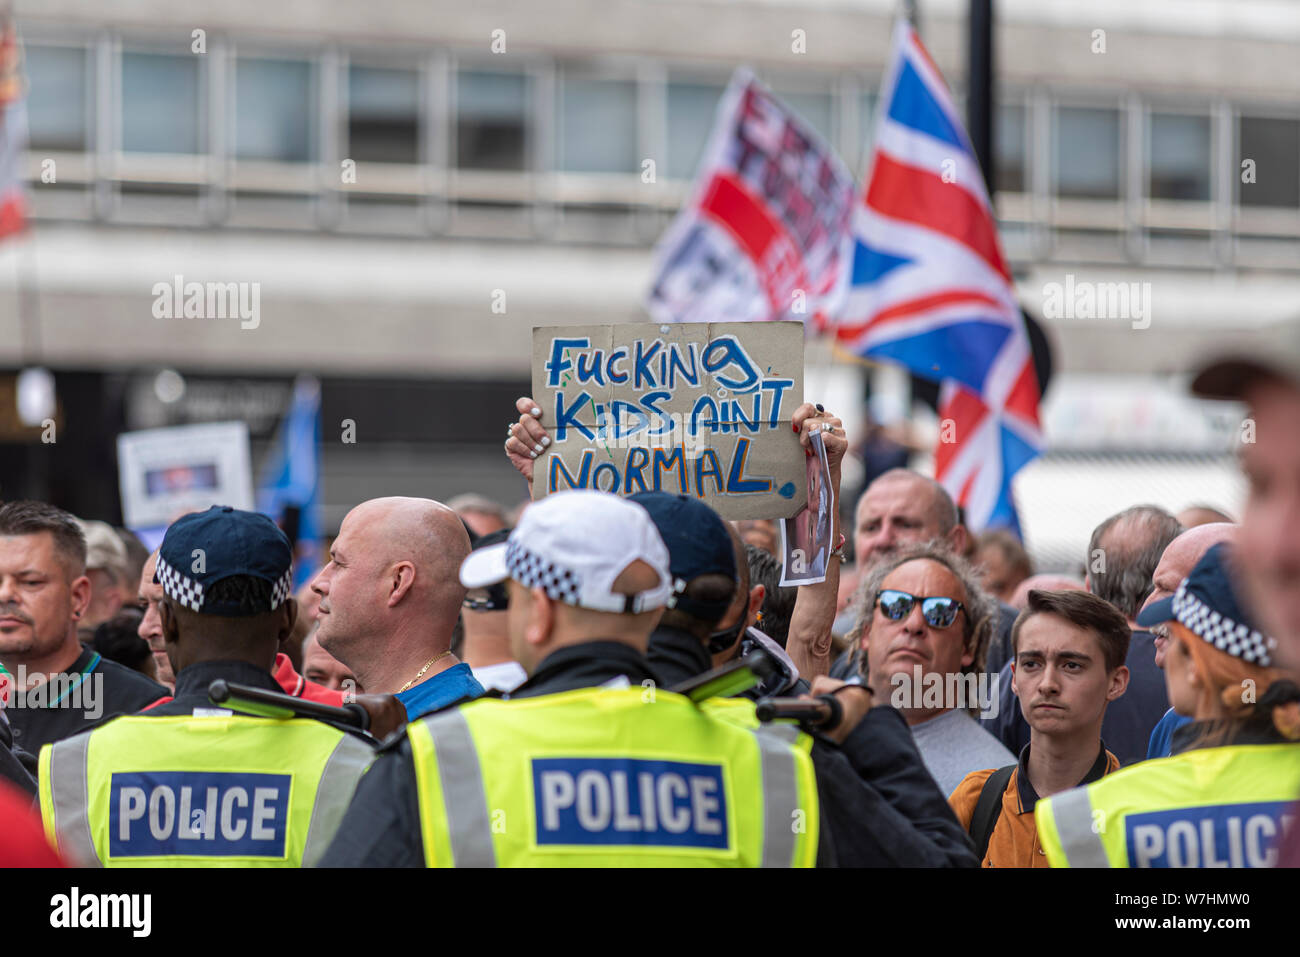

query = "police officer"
[
  {"left": 1037, "top": 544, "right": 1300, "bottom": 868},
  {"left": 38, "top": 506, "right": 377, "bottom": 867},
  {"left": 630, "top": 491, "right": 978, "bottom": 867},
  {"left": 321, "top": 490, "right": 829, "bottom": 867}
]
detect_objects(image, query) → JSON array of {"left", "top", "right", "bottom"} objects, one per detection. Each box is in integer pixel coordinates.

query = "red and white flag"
[
  {"left": 645, "top": 69, "right": 856, "bottom": 327},
  {"left": 0, "top": 4, "right": 27, "bottom": 240}
]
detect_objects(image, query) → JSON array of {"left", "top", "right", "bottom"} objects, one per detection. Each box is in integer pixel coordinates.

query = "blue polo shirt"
[
  {"left": 1146, "top": 707, "right": 1194, "bottom": 759},
  {"left": 395, "top": 663, "right": 484, "bottom": 720}
]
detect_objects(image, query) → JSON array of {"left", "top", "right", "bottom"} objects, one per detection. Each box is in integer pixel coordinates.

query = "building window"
[
  {"left": 121, "top": 52, "right": 200, "bottom": 154},
  {"left": 1054, "top": 106, "right": 1120, "bottom": 199},
  {"left": 666, "top": 81, "right": 724, "bottom": 180},
  {"left": 855, "top": 91, "right": 876, "bottom": 172},
  {"left": 995, "top": 103, "right": 1026, "bottom": 193},
  {"left": 1148, "top": 112, "right": 1210, "bottom": 201},
  {"left": 234, "top": 57, "right": 313, "bottom": 162},
  {"left": 1238, "top": 115, "right": 1300, "bottom": 208},
  {"left": 347, "top": 65, "right": 419, "bottom": 164},
  {"left": 559, "top": 74, "right": 637, "bottom": 174},
  {"left": 774, "top": 89, "right": 833, "bottom": 144},
  {"left": 25, "top": 45, "right": 89, "bottom": 152},
  {"left": 456, "top": 69, "right": 527, "bottom": 171}
]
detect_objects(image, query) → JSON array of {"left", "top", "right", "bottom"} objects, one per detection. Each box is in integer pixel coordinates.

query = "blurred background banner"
[
  {"left": 645, "top": 68, "right": 855, "bottom": 327},
  {"left": 0, "top": 2, "right": 25, "bottom": 239},
  {"left": 116, "top": 420, "right": 254, "bottom": 549},
  {"left": 256, "top": 375, "right": 322, "bottom": 589}
]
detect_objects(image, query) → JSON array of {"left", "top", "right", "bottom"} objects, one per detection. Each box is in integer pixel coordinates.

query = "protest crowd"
[
  {"left": 0, "top": 322, "right": 1297, "bottom": 870},
  {"left": 3, "top": 1, "right": 1299, "bottom": 884}
]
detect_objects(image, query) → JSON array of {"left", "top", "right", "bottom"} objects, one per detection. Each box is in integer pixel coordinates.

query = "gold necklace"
[{"left": 397, "top": 651, "right": 453, "bottom": 693}]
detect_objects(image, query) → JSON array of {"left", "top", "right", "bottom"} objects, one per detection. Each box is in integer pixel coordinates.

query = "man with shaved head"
[
  {"left": 853, "top": 468, "right": 968, "bottom": 567},
  {"left": 311, "top": 496, "right": 483, "bottom": 720},
  {"left": 1140, "top": 523, "right": 1239, "bottom": 758}
]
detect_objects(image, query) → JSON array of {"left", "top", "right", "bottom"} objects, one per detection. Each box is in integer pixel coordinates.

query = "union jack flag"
[{"left": 833, "top": 21, "right": 1042, "bottom": 533}]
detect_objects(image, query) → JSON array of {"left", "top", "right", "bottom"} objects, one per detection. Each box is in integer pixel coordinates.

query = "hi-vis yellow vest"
[
  {"left": 407, "top": 687, "right": 819, "bottom": 867},
  {"left": 1037, "top": 743, "right": 1300, "bottom": 868},
  {"left": 39, "top": 714, "right": 375, "bottom": 867}
]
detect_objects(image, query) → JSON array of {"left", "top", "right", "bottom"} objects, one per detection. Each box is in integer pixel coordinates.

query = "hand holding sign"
[{"left": 506, "top": 397, "right": 549, "bottom": 492}]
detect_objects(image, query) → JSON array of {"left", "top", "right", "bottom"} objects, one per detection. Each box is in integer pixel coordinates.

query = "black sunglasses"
[
  {"left": 875, "top": 589, "right": 965, "bottom": 628},
  {"left": 463, "top": 584, "right": 509, "bottom": 612}
]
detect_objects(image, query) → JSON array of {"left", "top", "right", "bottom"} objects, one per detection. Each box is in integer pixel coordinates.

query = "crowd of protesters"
[{"left": 2, "top": 324, "right": 1299, "bottom": 868}]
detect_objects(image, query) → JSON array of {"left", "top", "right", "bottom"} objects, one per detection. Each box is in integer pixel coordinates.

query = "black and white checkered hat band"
[
  {"left": 268, "top": 568, "right": 293, "bottom": 610},
  {"left": 156, "top": 554, "right": 292, "bottom": 613},
  {"left": 1172, "top": 581, "right": 1275, "bottom": 667},
  {"left": 156, "top": 555, "right": 203, "bottom": 612},
  {"left": 506, "top": 539, "right": 581, "bottom": 606}
]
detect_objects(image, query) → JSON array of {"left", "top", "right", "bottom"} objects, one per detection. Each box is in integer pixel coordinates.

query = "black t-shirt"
[{"left": 6, "top": 646, "right": 169, "bottom": 756}]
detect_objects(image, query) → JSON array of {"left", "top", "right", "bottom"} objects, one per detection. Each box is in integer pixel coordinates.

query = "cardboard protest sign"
[{"left": 532, "top": 321, "right": 806, "bottom": 519}]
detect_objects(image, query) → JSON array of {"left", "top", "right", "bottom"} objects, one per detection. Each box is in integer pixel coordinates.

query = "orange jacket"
[{"left": 949, "top": 746, "right": 1120, "bottom": 868}]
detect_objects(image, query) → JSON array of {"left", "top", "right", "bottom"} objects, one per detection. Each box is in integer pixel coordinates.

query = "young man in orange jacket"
[{"left": 949, "top": 589, "right": 1130, "bottom": 866}]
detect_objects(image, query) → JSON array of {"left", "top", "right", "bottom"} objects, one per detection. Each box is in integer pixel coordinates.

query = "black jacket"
[
  {"left": 5, "top": 646, "right": 169, "bottom": 756},
  {"left": 0, "top": 709, "right": 36, "bottom": 797},
  {"left": 651, "top": 627, "right": 976, "bottom": 866},
  {"left": 143, "top": 659, "right": 291, "bottom": 717},
  {"left": 142, "top": 659, "right": 376, "bottom": 749}
]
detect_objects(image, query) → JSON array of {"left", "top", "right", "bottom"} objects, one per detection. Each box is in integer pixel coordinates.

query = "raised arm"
[{"left": 784, "top": 403, "right": 845, "bottom": 681}]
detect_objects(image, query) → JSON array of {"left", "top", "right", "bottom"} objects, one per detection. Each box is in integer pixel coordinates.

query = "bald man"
[
  {"left": 1175, "top": 505, "right": 1234, "bottom": 529},
  {"left": 1009, "top": 574, "right": 1086, "bottom": 611},
  {"left": 852, "top": 468, "right": 968, "bottom": 568},
  {"left": 311, "top": 497, "right": 484, "bottom": 720},
  {"left": 1139, "top": 522, "right": 1238, "bottom": 758}
]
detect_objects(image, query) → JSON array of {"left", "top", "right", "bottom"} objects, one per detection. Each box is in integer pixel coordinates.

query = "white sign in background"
[{"left": 117, "top": 421, "right": 254, "bottom": 532}]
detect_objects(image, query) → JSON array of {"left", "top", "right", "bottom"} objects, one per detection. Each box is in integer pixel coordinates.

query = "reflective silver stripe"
[
  {"left": 1050, "top": 786, "right": 1111, "bottom": 868},
  {"left": 48, "top": 734, "right": 101, "bottom": 867},
  {"left": 301, "top": 734, "right": 376, "bottom": 867},
  {"left": 760, "top": 722, "right": 800, "bottom": 745},
  {"left": 751, "top": 727, "right": 801, "bottom": 867},
  {"left": 424, "top": 709, "right": 496, "bottom": 867}
]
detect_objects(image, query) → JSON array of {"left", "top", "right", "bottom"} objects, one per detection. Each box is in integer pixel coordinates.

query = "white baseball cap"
[{"left": 459, "top": 490, "right": 673, "bottom": 614}]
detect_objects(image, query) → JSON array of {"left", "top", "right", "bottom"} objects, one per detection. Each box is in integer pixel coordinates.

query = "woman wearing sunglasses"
[
  {"left": 847, "top": 544, "right": 1012, "bottom": 796},
  {"left": 1037, "top": 544, "right": 1300, "bottom": 867}
]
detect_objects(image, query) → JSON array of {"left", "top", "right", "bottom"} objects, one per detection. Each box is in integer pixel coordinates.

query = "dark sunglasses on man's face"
[{"left": 875, "top": 589, "right": 965, "bottom": 628}]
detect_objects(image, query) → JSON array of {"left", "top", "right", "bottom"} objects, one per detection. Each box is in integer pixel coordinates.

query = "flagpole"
[
  {"left": 901, "top": 0, "right": 921, "bottom": 33},
  {"left": 967, "top": 0, "right": 996, "bottom": 199}
]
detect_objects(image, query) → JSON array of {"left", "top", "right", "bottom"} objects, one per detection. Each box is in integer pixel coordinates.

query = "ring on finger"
[{"left": 820, "top": 422, "right": 835, "bottom": 433}]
